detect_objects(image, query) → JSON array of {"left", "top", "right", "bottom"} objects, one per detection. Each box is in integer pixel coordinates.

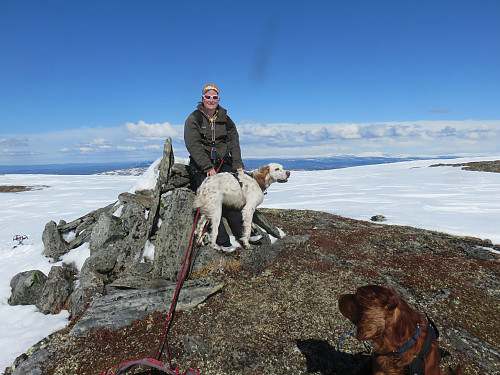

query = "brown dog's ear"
[
  {"left": 253, "top": 166, "right": 270, "bottom": 190},
  {"left": 338, "top": 293, "right": 363, "bottom": 325},
  {"left": 385, "top": 286, "right": 400, "bottom": 311},
  {"left": 356, "top": 285, "right": 399, "bottom": 311}
]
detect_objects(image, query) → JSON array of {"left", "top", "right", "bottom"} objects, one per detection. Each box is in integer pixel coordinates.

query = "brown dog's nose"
[{"left": 286, "top": 170, "right": 291, "bottom": 177}]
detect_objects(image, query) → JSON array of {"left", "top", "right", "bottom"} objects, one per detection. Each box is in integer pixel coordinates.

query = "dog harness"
[
  {"left": 405, "top": 315, "right": 439, "bottom": 375},
  {"left": 230, "top": 172, "right": 244, "bottom": 189},
  {"left": 374, "top": 315, "right": 439, "bottom": 375}
]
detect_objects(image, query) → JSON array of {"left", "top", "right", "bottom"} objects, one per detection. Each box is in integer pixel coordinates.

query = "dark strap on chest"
[
  {"left": 230, "top": 172, "right": 243, "bottom": 189},
  {"left": 405, "top": 317, "right": 438, "bottom": 375}
]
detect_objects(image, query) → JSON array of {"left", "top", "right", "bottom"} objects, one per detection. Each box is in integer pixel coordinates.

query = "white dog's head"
[
  {"left": 267, "top": 163, "right": 290, "bottom": 183},
  {"left": 253, "top": 163, "right": 290, "bottom": 190}
]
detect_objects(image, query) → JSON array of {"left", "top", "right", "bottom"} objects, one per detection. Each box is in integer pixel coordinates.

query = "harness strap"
[
  {"left": 406, "top": 320, "right": 438, "bottom": 375},
  {"left": 230, "top": 172, "right": 243, "bottom": 189}
]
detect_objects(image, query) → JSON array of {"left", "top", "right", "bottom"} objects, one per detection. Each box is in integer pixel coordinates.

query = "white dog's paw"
[{"left": 241, "top": 240, "right": 251, "bottom": 250}]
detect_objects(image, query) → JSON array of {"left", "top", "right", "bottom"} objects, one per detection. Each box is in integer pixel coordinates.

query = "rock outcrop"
[
  {"left": 6, "top": 137, "right": 285, "bottom": 375},
  {"left": 8, "top": 270, "right": 47, "bottom": 306},
  {"left": 6, "top": 208, "right": 499, "bottom": 375}
]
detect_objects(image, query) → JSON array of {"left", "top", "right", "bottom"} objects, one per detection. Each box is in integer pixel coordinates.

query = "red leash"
[
  {"left": 154, "top": 208, "right": 204, "bottom": 365},
  {"left": 102, "top": 159, "right": 225, "bottom": 375},
  {"left": 154, "top": 160, "right": 224, "bottom": 369},
  {"left": 103, "top": 209, "right": 206, "bottom": 375}
]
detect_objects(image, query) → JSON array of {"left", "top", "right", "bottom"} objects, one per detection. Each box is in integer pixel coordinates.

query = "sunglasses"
[{"left": 203, "top": 95, "right": 219, "bottom": 100}]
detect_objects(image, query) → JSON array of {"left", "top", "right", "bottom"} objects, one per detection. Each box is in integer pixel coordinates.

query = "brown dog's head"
[
  {"left": 338, "top": 285, "right": 420, "bottom": 345},
  {"left": 338, "top": 285, "right": 463, "bottom": 375}
]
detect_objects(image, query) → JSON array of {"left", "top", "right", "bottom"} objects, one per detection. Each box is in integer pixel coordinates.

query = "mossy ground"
[{"left": 41, "top": 209, "right": 498, "bottom": 375}]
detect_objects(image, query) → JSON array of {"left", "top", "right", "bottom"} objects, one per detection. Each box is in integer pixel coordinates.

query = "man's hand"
[{"left": 206, "top": 169, "right": 216, "bottom": 176}]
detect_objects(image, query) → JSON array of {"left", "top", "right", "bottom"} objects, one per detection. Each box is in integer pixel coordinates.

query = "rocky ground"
[
  {"left": 430, "top": 159, "right": 500, "bottom": 173},
  {"left": 4, "top": 159, "right": 500, "bottom": 375},
  {"left": 21, "top": 208, "right": 498, "bottom": 375},
  {"left": 0, "top": 185, "right": 48, "bottom": 193}
]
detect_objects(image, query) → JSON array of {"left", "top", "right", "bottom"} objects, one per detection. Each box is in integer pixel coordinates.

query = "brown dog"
[{"left": 338, "top": 285, "right": 462, "bottom": 375}]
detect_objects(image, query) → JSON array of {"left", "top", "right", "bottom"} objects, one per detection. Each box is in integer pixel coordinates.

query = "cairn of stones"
[{"left": 8, "top": 138, "right": 284, "bottom": 337}]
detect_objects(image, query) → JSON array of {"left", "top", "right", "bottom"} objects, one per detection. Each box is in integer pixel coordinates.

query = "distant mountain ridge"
[
  {"left": 0, "top": 161, "right": 153, "bottom": 175},
  {"left": 0, "top": 155, "right": 459, "bottom": 175}
]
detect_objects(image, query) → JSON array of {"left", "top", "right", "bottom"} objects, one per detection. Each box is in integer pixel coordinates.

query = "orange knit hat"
[{"left": 202, "top": 83, "right": 219, "bottom": 95}]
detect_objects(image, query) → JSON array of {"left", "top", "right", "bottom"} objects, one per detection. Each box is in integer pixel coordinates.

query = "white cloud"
[
  {"left": 0, "top": 137, "right": 29, "bottom": 147},
  {"left": 90, "top": 138, "right": 109, "bottom": 146},
  {"left": 332, "top": 124, "right": 361, "bottom": 139},
  {"left": 2, "top": 119, "right": 499, "bottom": 165},
  {"left": 76, "top": 137, "right": 113, "bottom": 147},
  {"left": 124, "top": 121, "right": 179, "bottom": 139},
  {"left": 143, "top": 145, "right": 163, "bottom": 150},
  {"left": 117, "top": 146, "right": 137, "bottom": 151},
  {"left": 2, "top": 149, "right": 38, "bottom": 156}
]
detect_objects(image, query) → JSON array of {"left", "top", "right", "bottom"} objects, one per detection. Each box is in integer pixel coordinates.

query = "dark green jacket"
[{"left": 184, "top": 104, "right": 244, "bottom": 173}]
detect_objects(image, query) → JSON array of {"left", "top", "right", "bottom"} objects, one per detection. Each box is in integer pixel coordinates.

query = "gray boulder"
[
  {"left": 253, "top": 210, "right": 282, "bottom": 239},
  {"left": 69, "top": 277, "right": 223, "bottom": 337},
  {"left": 166, "top": 163, "right": 191, "bottom": 190},
  {"left": 36, "top": 263, "right": 77, "bottom": 315},
  {"left": 118, "top": 192, "right": 153, "bottom": 210},
  {"left": 58, "top": 202, "right": 116, "bottom": 250},
  {"left": 146, "top": 139, "right": 175, "bottom": 239},
  {"left": 42, "top": 221, "right": 69, "bottom": 260},
  {"left": 113, "top": 197, "right": 150, "bottom": 273},
  {"left": 86, "top": 211, "right": 126, "bottom": 277},
  {"left": 152, "top": 188, "right": 196, "bottom": 280},
  {"left": 89, "top": 211, "right": 126, "bottom": 253},
  {"left": 8, "top": 270, "right": 47, "bottom": 306},
  {"left": 70, "top": 260, "right": 106, "bottom": 317},
  {"left": 5, "top": 338, "right": 51, "bottom": 375}
]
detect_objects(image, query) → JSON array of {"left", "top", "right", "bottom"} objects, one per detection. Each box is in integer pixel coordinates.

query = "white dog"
[{"left": 193, "top": 163, "right": 290, "bottom": 251}]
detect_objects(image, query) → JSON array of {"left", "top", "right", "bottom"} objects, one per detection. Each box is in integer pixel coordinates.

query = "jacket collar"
[{"left": 197, "top": 103, "right": 227, "bottom": 121}]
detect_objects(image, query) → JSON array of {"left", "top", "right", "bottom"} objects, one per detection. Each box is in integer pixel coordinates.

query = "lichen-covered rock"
[
  {"left": 8, "top": 270, "right": 47, "bottom": 306},
  {"left": 7, "top": 207, "right": 500, "bottom": 374},
  {"left": 118, "top": 192, "right": 153, "bottom": 210},
  {"left": 69, "top": 278, "right": 223, "bottom": 337},
  {"left": 89, "top": 212, "right": 126, "bottom": 253},
  {"left": 3, "top": 336, "right": 52, "bottom": 375},
  {"left": 253, "top": 209, "right": 282, "bottom": 239},
  {"left": 152, "top": 188, "right": 195, "bottom": 280},
  {"left": 36, "top": 263, "right": 77, "bottom": 315},
  {"left": 371, "top": 214, "right": 387, "bottom": 222},
  {"left": 166, "top": 163, "right": 191, "bottom": 190},
  {"left": 113, "top": 196, "right": 150, "bottom": 272},
  {"left": 146, "top": 138, "right": 175, "bottom": 240},
  {"left": 70, "top": 260, "right": 106, "bottom": 316},
  {"left": 42, "top": 220, "right": 69, "bottom": 260}
]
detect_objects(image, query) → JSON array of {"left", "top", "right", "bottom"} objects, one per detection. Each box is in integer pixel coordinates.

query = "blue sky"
[{"left": 1, "top": 0, "right": 499, "bottom": 165}]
